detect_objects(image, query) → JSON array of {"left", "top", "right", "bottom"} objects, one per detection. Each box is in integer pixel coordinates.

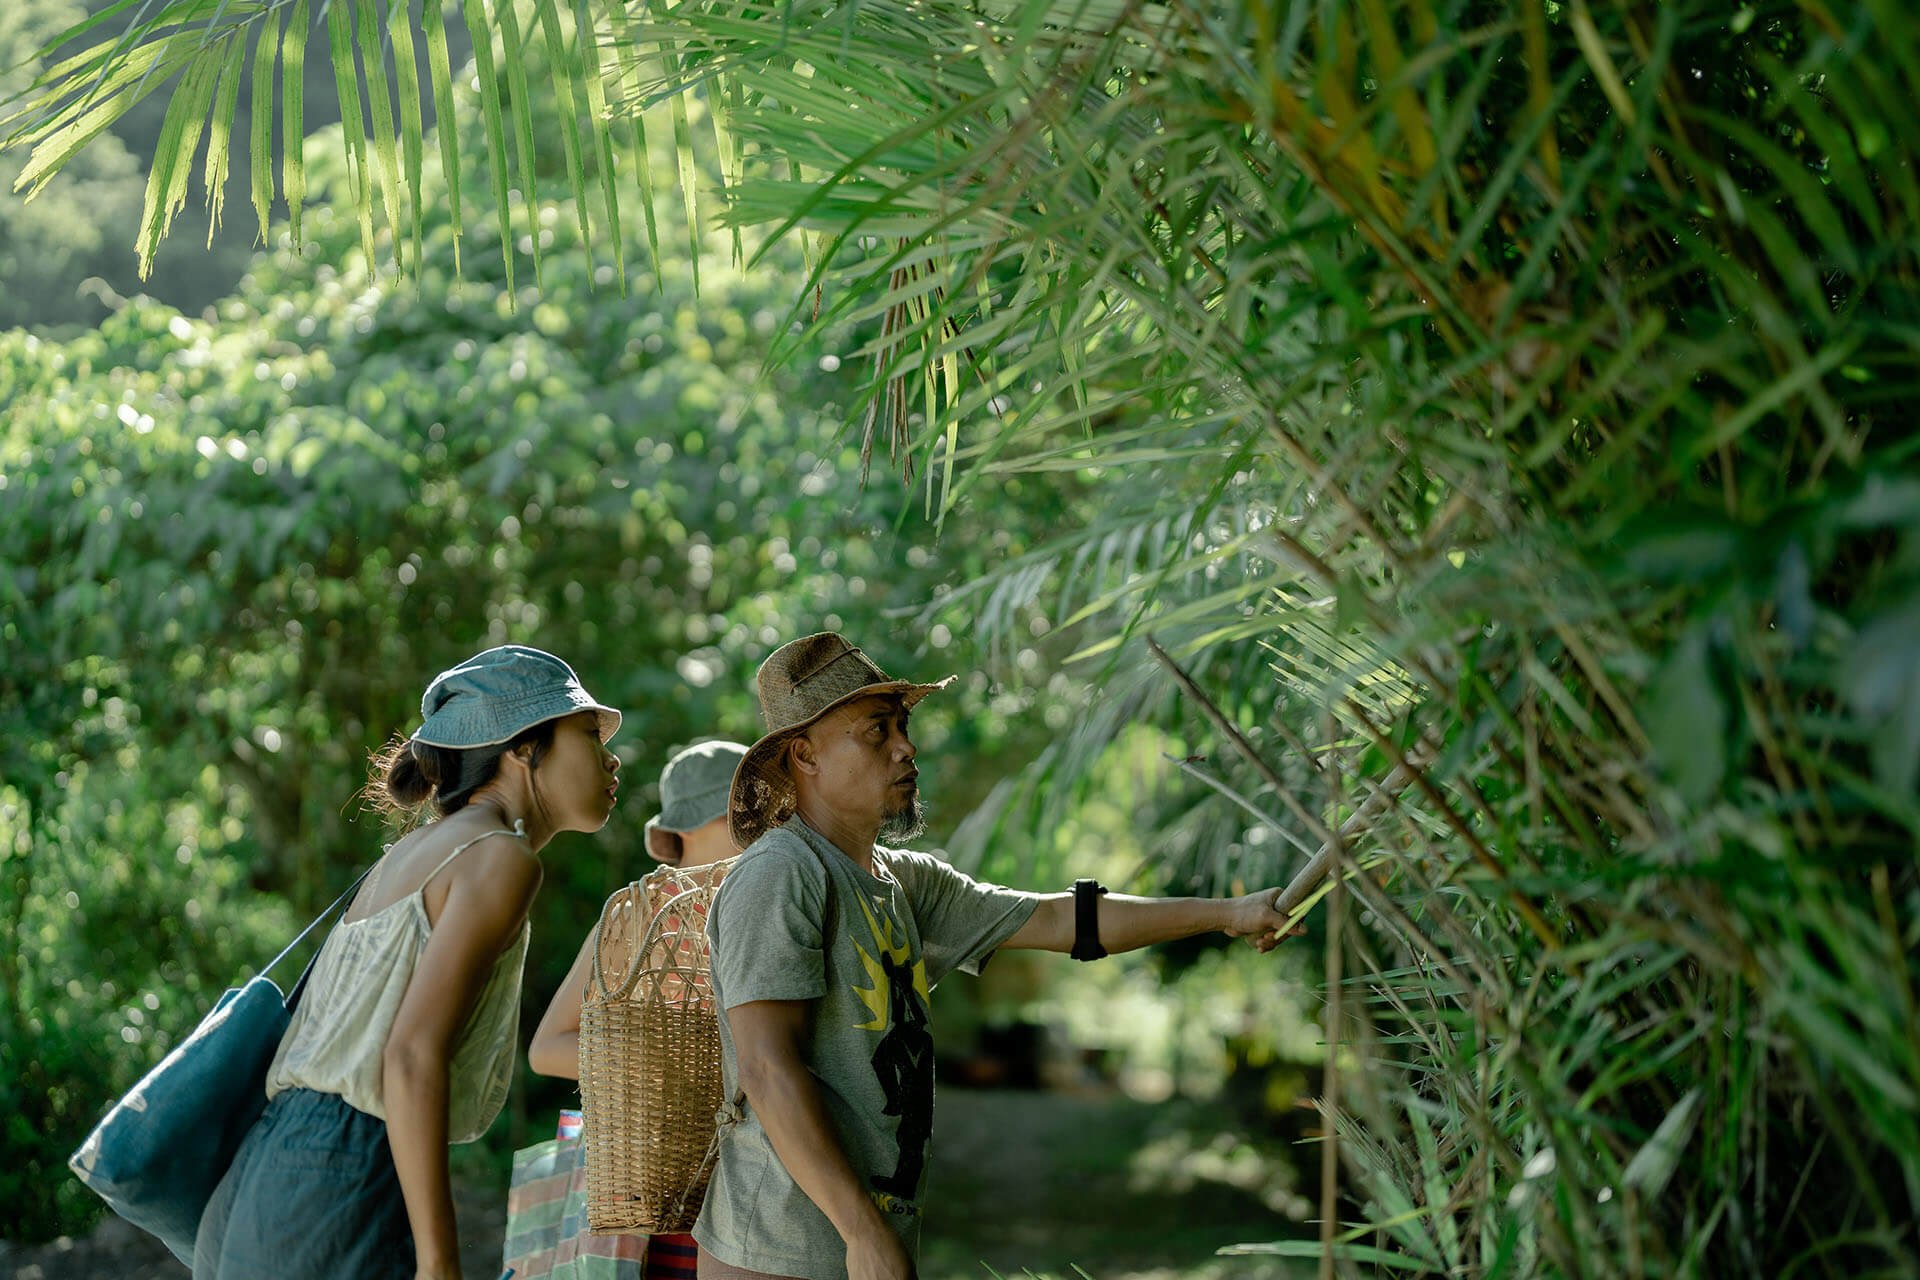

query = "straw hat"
[{"left": 728, "top": 633, "right": 953, "bottom": 849}]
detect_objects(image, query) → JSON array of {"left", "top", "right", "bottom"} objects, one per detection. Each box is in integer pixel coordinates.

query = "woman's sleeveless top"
[{"left": 265, "top": 823, "right": 531, "bottom": 1143}]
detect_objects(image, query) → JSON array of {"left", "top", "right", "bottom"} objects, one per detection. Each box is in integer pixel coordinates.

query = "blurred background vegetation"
[{"left": 6, "top": 0, "right": 1920, "bottom": 1277}]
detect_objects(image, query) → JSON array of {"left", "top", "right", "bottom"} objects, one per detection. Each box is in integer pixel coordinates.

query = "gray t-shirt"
[{"left": 693, "top": 817, "right": 1039, "bottom": 1278}]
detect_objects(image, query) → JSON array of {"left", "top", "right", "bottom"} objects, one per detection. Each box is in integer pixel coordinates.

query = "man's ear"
[{"left": 786, "top": 734, "right": 820, "bottom": 778}]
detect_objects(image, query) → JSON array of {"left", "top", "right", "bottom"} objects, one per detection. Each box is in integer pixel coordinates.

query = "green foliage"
[
  {"left": 0, "top": 0, "right": 146, "bottom": 330},
  {"left": 0, "top": 770, "right": 296, "bottom": 1238},
  {"left": 0, "top": 0, "right": 385, "bottom": 332},
  {"left": 593, "top": 1, "right": 1916, "bottom": 1275},
  {"left": 2, "top": 0, "right": 703, "bottom": 286},
  {"left": 0, "top": 69, "right": 1091, "bottom": 1238}
]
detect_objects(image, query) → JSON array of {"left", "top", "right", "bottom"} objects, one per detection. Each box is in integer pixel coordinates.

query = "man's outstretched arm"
[
  {"left": 1000, "top": 887, "right": 1299, "bottom": 955},
  {"left": 726, "top": 999, "right": 918, "bottom": 1280}
]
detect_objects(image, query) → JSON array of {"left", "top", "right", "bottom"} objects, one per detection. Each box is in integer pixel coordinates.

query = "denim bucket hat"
[
  {"left": 644, "top": 740, "right": 749, "bottom": 864},
  {"left": 412, "top": 645, "right": 620, "bottom": 749}
]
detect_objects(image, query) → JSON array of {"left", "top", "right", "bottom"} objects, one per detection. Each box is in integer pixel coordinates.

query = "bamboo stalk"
[
  {"left": 1144, "top": 636, "right": 1337, "bottom": 846},
  {"left": 1344, "top": 696, "right": 1562, "bottom": 953},
  {"left": 1142, "top": 635, "right": 1490, "bottom": 999},
  {"left": 1317, "top": 707, "right": 1344, "bottom": 1280},
  {"left": 1274, "top": 762, "right": 1414, "bottom": 917}
]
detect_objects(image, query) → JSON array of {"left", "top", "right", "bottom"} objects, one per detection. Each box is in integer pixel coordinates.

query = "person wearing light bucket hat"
[
  {"left": 519, "top": 738, "right": 750, "bottom": 1280},
  {"left": 193, "top": 643, "right": 624, "bottom": 1280},
  {"left": 648, "top": 739, "right": 752, "bottom": 866},
  {"left": 413, "top": 643, "right": 623, "bottom": 751},
  {"left": 693, "top": 633, "right": 1307, "bottom": 1280}
]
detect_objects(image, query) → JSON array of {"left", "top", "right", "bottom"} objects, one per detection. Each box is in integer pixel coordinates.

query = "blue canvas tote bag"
[{"left": 67, "top": 866, "right": 372, "bottom": 1265}]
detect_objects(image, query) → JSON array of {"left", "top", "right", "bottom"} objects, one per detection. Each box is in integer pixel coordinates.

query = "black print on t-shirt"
[{"left": 867, "top": 947, "right": 935, "bottom": 1199}]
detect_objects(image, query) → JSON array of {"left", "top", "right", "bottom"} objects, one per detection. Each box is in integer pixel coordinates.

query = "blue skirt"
[{"left": 193, "top": 1087, "right": 414, "bottom": 1279}]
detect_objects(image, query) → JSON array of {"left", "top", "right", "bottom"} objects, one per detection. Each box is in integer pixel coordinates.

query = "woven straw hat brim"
[{"left": 726, "top": 676, "right": 952, "bottom": 850}]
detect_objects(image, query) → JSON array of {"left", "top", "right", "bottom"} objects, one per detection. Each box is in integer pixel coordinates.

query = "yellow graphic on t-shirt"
[{"left": 849, "top": 894, "right": 930, "bottom": 1031}]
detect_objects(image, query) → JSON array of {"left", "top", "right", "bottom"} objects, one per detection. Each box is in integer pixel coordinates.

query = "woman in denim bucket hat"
[
  {"left": 517, "top": 740, "right": 748, "bottom": 1280},
  {"left": 194, "top": 645, "right": 623, "bottom": 1280}
]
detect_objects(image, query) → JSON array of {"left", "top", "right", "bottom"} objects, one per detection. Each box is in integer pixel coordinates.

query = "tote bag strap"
[{"left": 252, "top": 863, "right": 376, "bottom": 1013}]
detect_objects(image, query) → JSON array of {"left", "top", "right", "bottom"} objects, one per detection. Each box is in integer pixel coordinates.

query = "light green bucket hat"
[
  {"left": 644, "top": 739, "right": 750, "bottom": 864},
  {"left": 412, "top": 644, "right": 620, "bottom": 749}
]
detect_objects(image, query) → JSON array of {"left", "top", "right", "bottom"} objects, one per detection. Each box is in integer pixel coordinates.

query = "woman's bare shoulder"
[{"left": 354, "top": 811, "right": 533, "bottom": 919}]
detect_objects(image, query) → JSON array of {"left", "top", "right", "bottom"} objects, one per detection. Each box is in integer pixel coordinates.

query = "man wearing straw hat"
[{"left": 694, "top": 633, "right": 1300, "bottom": 1280}]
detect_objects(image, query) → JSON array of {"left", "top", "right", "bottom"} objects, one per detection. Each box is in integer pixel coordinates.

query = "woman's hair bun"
[{"left": 371, "top": 736, "right": 438, "bottom": 812}]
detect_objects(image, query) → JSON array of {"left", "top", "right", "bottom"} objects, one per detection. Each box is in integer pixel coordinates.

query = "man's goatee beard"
[{"left": 879, "top": 796, "right": 926, "bottom": 842}]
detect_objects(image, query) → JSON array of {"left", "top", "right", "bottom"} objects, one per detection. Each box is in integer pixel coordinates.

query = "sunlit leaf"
[{"left": 247, "top": 9, "right": 279, "bottom": 243}]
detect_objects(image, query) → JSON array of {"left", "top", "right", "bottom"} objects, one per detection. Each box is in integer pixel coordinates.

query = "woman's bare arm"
[
  {"left": 528, "top": 930, "right": 597, "bottom": 1079},
  {"left": 382, "top": 835, "right": 542, "bottom": 1280}
]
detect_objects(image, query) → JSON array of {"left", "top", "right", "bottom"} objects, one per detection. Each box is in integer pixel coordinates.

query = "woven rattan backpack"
[{"left": 578, "top": 857, "right": 736, "bottom": 1234}]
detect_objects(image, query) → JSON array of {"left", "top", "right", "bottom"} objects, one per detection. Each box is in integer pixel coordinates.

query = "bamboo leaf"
[
  {"left": 1749, "top": 51, "right": 1882, "bottom": 238},
  {"left": 1440, "top": 56, "right": 1584, "bottom": 278},
  {"left": 667, "top": 49, "right": 700, "bottom": 291},
  {"left": 461, "top": 0, "right": 515, "bottom": 287},
  {"left": 282, "top": 0, "right": 308, "bottom": 250},
  {"left": 1620, "top": 1088, "right": 1703, "bottom": 1198},
  {"left": 1567, "top": 0, "right": 1635, "bottom": 126},
  {"left": 1355, "top": 0, "right": 1439, "bottom": 225},
  {"left": 136, "top": 42, "right": 223, "bottom": 277},
  {"left": 706, "top": 72, "right": 742, "bottom": 265},
  {"left": 423, "top": 0, "right": 462, "bottom": 270},
  {"left": 12, "top": 44, "right": 188, "bottom": 198},
  {"left": 325, "top": 0, "right": 376, "bottom": 263},
  {"left": 571, "top": 0, "right": 625, "bottom": 285},
  {"left": 8, "top": 2, "right": 208, "bottom": 145},
  {"left": 495, "top": 0, "right": 544, "bottom": 288},
  {"left": 1217, "top": 1240, "right": 1442, "bottom": 1272},
  {"left": 4, "top": 0, "right": 149, "bottom": 92},
  {"left": 604, "top": 0, "right": 661, "bottom": 284},
  {"left": 1520, "top": 0, "right": 1560, "bottom": 185},
  {"left": 1689, "top": 338, "right": 1859, "bottom": 458},
  {"left": 201, "top": 31, "right": 246, "bottom": 245},
  {"left": 387, "top": 0, "right": 427, "bottom": 267},
  {"left": 355, "top": 0, "right": 409, "bottom": 270},
  {"left": 533, "top": 0, "right": 593, "bottom": 260},
  {"left": 247, "top": 9, "right": 279, "bottom": 244}
]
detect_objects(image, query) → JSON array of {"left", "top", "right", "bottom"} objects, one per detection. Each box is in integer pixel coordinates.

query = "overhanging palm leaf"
[{"left": 0, "top": 0, "right": 723, "bottom": 283}]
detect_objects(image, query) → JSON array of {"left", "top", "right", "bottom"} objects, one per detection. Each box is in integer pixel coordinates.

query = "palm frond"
[{"left": 0, "top": 0, "right": 723, "bottom": 284}]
